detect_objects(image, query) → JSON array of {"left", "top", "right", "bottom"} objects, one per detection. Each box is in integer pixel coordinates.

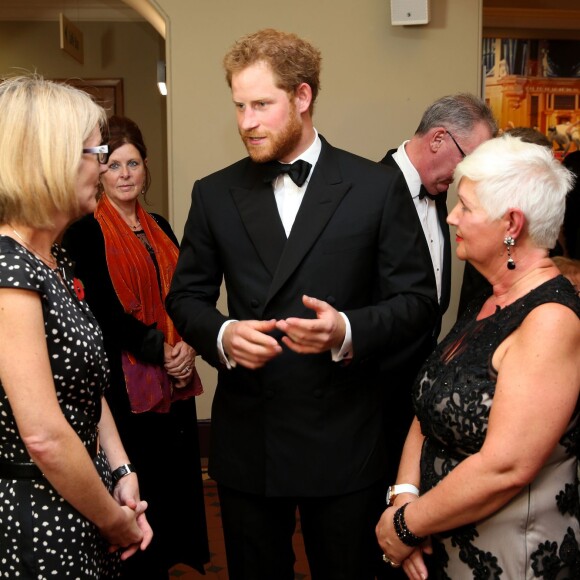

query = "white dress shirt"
[{"left": 273, "top": 130, "right": 321, "bottom": 236}]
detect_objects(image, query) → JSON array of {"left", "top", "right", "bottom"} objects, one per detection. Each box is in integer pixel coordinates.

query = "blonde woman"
[{"left": 0, "top": 76, "right": 152, "bottom": 578}]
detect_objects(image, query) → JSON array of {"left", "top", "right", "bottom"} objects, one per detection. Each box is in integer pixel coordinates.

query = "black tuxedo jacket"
[
  {"left": 378, "top": 148, "right": 452, "bottom": 483},
  {"left": 381, "top": 148, "right": 451, "bottom": 318},
  {"left": 167, "top": 136, "right": 437, "bottom": 497}
]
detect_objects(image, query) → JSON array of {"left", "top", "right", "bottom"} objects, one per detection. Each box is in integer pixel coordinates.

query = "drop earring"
[{"left": 504, "top": 235, "right": 516, "bottom": 270}]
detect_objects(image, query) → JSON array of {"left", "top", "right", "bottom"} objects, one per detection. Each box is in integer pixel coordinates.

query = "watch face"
[{"left": 386, "top": 486, "right": 394, "bottom": 505}]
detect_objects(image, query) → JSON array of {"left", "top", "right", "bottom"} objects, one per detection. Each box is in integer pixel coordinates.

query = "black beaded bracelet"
[
  {"left": 393, "top": 502, "right": 426, "bottom": 547},
  {"left": 111, "top": 463, "right": 136, "bottom": 487}
]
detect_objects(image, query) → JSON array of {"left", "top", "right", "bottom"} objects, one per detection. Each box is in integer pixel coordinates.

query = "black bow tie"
[
  {"left": 262, "top": 159, "right": 312, "bottom": 187},
  {"left": 418, "top": 185, "right": 437, "bottom": 201}
]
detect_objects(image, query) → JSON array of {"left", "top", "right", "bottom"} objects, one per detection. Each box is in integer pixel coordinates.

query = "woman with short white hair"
[{"left": 377, "top": 135, "right": 580, "bottom": 579}]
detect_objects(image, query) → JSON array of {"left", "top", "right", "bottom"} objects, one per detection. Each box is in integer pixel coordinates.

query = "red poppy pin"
[{"left": 73, "top": 277, "right": 85, "bottom": 301}]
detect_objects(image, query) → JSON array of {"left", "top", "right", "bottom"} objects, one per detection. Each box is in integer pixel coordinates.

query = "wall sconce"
[{"left": 157, "top": 60, "right": 167, "bottom": 96}]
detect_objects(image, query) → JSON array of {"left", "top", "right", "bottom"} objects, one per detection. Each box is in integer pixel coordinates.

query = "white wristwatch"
[{"left": 386, "top": 483, "right": 420, "bottom": 506}]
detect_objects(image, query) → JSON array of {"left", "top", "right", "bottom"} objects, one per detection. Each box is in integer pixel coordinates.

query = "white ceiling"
[{"left": 0, "top": 0, "right": 143, "bottom": 22}]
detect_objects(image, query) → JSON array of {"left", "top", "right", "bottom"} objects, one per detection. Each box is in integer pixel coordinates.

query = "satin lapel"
[
  {"left": 231, "top": 181, "right": 287, "bottom": 277},
  {"left": 265, "top": 145, "right": 350, "bottom": 305},
  {"left": 380, "top": 149, "right": 399, "bottom": 170}
]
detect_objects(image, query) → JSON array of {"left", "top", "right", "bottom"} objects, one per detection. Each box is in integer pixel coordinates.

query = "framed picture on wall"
[
  {"left": 482, "top": 38, "right": 580, "bottom": 159},
  {"left": 54, "top": 78, "right": 124, "bottom": 117}
]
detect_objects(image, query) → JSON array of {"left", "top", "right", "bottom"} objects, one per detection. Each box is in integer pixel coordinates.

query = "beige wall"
[
  {"left": 0, "top": 1, "right": 486, "bottom": 419},
  {"left": 0, "top": 20, "right": 168, "bottom": 216},
  {"left": 154, "top": 0, "right": 485, "bottom": 418}
]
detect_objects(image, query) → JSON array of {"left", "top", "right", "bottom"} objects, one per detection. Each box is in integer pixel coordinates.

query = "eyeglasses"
[
  {"left": 83, "top": 145, "right": 109, "bottom": 164},
  {"left": 446, "top": 130, "right": 466, "bottom": 158}
]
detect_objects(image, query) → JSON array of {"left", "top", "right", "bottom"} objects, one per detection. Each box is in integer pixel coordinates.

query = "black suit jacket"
[
  {"left": 381, "top": 148, "right": 451, "bottom": 318},
  {"left": 378, "top": 148, "right": 452, "bottom": 483},
  {"left": 167, "top": 135, "right": 437, "bottom": 497}
]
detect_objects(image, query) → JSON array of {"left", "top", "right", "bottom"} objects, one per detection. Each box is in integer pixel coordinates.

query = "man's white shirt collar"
[
  {"left": 392, "top": 140, "right": 423, "bottom": 199},
  {"left": 284, "top": 128, "right": 322, "bottom": 185}
]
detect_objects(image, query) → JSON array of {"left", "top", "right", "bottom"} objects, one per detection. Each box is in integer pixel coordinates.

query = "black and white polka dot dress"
[{"left": 0, "top": 236, "right": 120, "bottom": 578}]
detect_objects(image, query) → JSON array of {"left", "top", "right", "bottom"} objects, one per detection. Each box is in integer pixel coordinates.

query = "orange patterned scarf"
[{"left": 95, "top": 194, "right": 202, "bottom": 413}]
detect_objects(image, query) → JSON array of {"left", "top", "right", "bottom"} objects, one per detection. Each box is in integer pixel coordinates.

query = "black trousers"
[{"left": 217, "top": 479, "right": 387, "bottom": 580}]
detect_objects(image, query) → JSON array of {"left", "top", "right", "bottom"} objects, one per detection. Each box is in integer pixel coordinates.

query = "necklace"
[
  {"left": 11, "top": 228, "right": 57, "bottom": 270},
  {"left": 128, "top": 218, "right": 141, "bottom": 231}
]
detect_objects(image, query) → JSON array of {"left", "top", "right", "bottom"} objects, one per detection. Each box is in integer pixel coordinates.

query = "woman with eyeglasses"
[
  {"left": 376, "top": 135, "right": 580, "bottom": 579},
  {"left": 63, "top": 115, "right": 209, "bottom": 579},
  {"left": 0, "top": 76, "right": 153, "bottom": 578}
]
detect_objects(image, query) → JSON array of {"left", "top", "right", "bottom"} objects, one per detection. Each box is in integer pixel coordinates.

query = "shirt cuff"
[
  {"left": 331, "top": 312, "right": 353, "bottom": 362},
  {"left": 217, "top": 319, "right": 238, "bottom": 369}
]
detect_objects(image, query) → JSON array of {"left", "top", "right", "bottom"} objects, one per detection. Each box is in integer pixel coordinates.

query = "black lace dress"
[{"left": 414, "top": 275, "right": 580, "bottom": 579}]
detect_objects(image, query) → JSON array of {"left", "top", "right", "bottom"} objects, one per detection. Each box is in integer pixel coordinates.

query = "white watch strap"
[{"left": 392, "top": 483, "right": 420, "bottom": 496}]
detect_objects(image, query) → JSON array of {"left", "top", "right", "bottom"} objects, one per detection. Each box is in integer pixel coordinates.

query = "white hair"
[{"left": 454, "top": 134, "right": 575, "bottom": 249}]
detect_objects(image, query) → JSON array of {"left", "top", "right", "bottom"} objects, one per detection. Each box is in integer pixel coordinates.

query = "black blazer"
[
  {"left": 167, "top": 136, "right": 438, "bottom": 497},
  {"left": 380, "top": 148, "right": 451, "bottom": 318},
  {"left": 378, "top": 148, "right": 452, "bottom": 483}
]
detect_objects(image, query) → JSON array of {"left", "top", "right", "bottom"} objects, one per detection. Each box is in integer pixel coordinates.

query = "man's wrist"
[
  {"left": 331, "top": 312, "right": 352, "bottom": 362},
  {"left": 217, "top": 319, "right": 238, "bottom": 368}
]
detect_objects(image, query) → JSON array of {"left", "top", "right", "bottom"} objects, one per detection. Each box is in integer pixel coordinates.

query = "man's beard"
[{"left": 241, "top": 105, "right": 303, "bottom": 163}]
